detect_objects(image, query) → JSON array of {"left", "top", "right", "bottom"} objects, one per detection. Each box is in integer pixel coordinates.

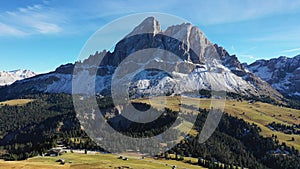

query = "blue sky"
[{"left": 1, "top": 0, "right": 300, "bottom": 73}]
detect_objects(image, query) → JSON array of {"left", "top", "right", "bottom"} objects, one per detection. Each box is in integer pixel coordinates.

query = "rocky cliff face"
[
  {"left": 246, "top": 55, "right": 300, "bottom": 99},
  {"left": 106, "top": 17, "right": 217, "bottom": 66},
  {"left": 0, "top": 17, "right": 282, "bottom": 101}
]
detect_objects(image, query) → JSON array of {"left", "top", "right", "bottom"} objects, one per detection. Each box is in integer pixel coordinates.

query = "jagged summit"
[
  {"left": 120, "top": 17, "right": 216, "bottom": 65},
  {"left": 127, "top": 16, "right": 161, "bottom": 37},
  {"left": 164, "top": 22, "right": 214, "bottom": 63}
]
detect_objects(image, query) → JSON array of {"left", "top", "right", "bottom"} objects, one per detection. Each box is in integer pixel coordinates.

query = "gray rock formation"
[{"left": 246, "top": 55, "right": 300, "bottom": 99}]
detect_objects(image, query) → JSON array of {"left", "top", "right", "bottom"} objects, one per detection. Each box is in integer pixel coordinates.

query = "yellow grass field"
[
  {"left": 0, "top": 153, "right": 207, "bottom": 169},
  {"left": 0, "top": 99, "right": 33, "bottom": 106},
  {"left": 134, "top": 96, "right": 300, "bottom": 150}
]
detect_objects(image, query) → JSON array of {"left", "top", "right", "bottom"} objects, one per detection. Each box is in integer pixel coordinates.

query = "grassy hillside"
[
  {"left": 1, "top": 95, "right": 299, "bottom": 168},
  {"left": 134, "top": 96, "right": 300, "bottom": 150},
  {"left": 0, "top": 152, "right": 207, "bottom": 169}
]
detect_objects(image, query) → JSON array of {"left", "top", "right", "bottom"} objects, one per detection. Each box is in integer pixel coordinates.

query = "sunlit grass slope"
[
  {"left": 0, "top": 152, "right": 207, "bottom": 169},
  {"left": 0, "top": 99, "right": 33, "bottom": 106},
  {"left": 134, "top": 96, "right": 300, "bottom": 150}
]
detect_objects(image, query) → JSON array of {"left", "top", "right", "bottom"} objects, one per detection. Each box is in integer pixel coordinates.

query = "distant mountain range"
[
  {"left": 246, "top": 55, "right": 300, "bottom": 99},
  {"left": 0, "top": 17, "right": 298, "bottom": 101},
  {"left": 0, "top": 69, "right": 36, "bottom": 86}
]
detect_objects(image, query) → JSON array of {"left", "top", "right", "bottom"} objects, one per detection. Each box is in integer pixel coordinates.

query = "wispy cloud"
[
  {"left": 251, "top": 32, "right": 300, "bottom": 42},
  {"left": 231, "top": 46, "right": 235, "bottom": 51},
  {"left": 281, "top": 47, "right": 300, "bottom": 53},
  {"left": 2, "top": 0, "right": 300, "bottom": 37},
  {"left": 239, "top": 54, "right": 255, "bottom": 60},
  {"left": 0, "top": 2, "right": 64, "bottom": 36},
  {"left": 30, "top": 22, "right": 62, "bottom": 34},
  {"left": 231, "top": 46, "right": 258, "bottom": 62},
  {"left": 177, "top": 0, "right": 300, "bottom": 25},
  {"left": 81, "top": 0, "right": 300, "bottom": 25},
  {"left": 18, "top": 4, "right": 42, "bottom": 13},
  {"left": 0, "top": 22, "right": 27, "bottom": 36}
]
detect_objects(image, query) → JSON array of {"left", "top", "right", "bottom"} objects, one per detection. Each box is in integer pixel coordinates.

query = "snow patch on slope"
[{"left": 0, "top": 69, "right": 36, "bottom": 86}]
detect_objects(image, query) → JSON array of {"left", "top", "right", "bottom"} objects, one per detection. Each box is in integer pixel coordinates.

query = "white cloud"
[
  {"left": 0, "top": 3, "right": 64, "bottom": 36},
  {"left": 0, "top": 22, "right": 27, "bottom": 36},
  {"left": 32, "top": 22, "right": 62, "bottom": 34},
  {"left": 231, "top": 46, "right": 235, "bottom": 51},
  {"left": 281, "top": 47, "right": 300, "bottom": 53},
  {"left": 233, "top": 46, "right": 258, "bottom": 61},
  {"left": 188, "top": 0, "right": 300, "bottom": 25},
  {"left": 76, "top": 0, "right": 300, "bottom": 25},
  {"left": 251, "top": 29, "right": 300, "bottom": 42},
  {"left": 2, "top": 0, "right": 300, "bottom": 37},
  {"left": 239, "top": 54, "right": 255, "bottom": 60},
  {"left": 18, "top": 4, "right": 42, "bottom": 13}
]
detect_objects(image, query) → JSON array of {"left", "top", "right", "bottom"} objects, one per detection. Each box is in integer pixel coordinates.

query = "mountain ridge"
[
  {"left": 246, "top": 54, "right": 300, "bottom": 99},
  {"left": 0, "top": 17, "right": 283, "bottom": 101}
]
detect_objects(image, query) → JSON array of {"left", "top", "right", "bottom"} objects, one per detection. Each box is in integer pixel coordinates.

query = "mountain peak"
[
  {"left": 247, "top": 54, "right": 300, "bottom": 99},
  {"left": 127, "top": 16, "right": 161, "bottom": 37},
  {"left": 0, "top": 69, "right": 36, "bottom": 86},
  {"left": 0, "top": 17, "right": 283, "bottom": 101},
  {"left": 9, "top": 69, "right": 32, "bottom": 74}
]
